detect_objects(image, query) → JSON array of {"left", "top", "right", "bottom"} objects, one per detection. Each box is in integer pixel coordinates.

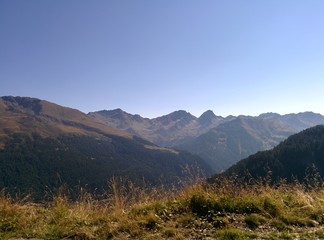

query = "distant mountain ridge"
[
  {"left": 89, "top": 108, "right": 324, "bottom": 173},
  {"left": 259, "top": 111, "right": 324, "bottom": 131},
  {"left": 89, "top": 109, "right": 225, "bottom": 146}
]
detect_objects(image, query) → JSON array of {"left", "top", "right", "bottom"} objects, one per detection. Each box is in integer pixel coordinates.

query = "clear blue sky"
[{"left": 1, "top": 1, "right": 324, "bottom": 118}]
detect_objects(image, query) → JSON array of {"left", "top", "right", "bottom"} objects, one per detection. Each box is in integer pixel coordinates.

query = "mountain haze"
[
  {"left": 89, "top": 109, "right": 224, "bottom": 146},
  {"left": 90, "top": 107, "right": 324, "bottom": 173},
  {"left": 259, "top": 112, "right": 324, "bottom": 131},
  {"left": 177, "top": 116, "right": 296, "bottom": 172}
]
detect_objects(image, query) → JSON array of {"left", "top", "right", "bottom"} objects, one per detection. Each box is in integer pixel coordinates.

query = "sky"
[{"left": 1, "top": 1, "right": 324, "bottom": 118}]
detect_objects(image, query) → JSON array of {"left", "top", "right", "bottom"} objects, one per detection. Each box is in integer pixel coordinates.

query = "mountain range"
[
  {"left": 2, "top": 96, "right": 324, "bottom": 198},
  {"left": 88, "top": 109, "right": 227, "bottom": 147},
  {"left": 177, "top": 117, "right": 296, "bottom": 172},
  {"left": 89, "top": 109, "right": 324, "bottom": 172},
  {"left": 0, "top": 96, "right": 210, "bottom": 199}
]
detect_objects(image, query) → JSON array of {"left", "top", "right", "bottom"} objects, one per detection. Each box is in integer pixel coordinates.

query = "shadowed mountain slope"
[{"left": 214, "top": 125, "right": 324, "bottom": 183}]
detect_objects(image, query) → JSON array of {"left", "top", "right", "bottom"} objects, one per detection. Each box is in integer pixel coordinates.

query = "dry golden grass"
[{"left": 1, "top": 178, "right": 324, "bottom": 240}]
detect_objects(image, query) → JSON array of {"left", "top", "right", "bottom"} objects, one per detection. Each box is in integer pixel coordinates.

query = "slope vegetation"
[{"left": 217, "top": 125, "right": 324, "bottom": 183}]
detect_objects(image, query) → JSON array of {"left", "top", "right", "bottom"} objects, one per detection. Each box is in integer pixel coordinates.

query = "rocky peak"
[{"left": 2, "top": 96, "right": 42, "bottom": 114}]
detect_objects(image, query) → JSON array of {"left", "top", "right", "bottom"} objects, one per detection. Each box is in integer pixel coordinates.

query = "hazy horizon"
[
  {"left": 3, "top": 94, "right": 322, "bottom": 120},
  {"left": 1, "top": 1, "right": 324, "bottom": 118}
]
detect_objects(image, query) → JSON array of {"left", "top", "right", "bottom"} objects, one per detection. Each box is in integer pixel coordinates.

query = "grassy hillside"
[{"left": 1, "top": 179, "right": 324, "bottom": 239}]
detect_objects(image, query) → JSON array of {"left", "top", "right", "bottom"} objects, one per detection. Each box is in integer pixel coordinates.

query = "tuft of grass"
[
  {"left": 315, "top": 229, "right": 324, "bottom": 238},
  {"left": 214, "top": 228, "right": 257, "bottom": 240},
  {"left": 270, "top": 218, "right": 288, "bottom": 231},
  {"left": 177, "top": 214, "right": 195, "bottom": 228},
  {"left": 162, "top": 227, "right": 176, "bottom": 238},
  {"left": 189, "top": 193, "right": 260, "bottom": 219},
  {"left": 212, "top": 217, "right": 229, "bottom": 228},
  {"left": 263, "top": 197, "right": 281, "bottom": 217},
  {"left": 244, "top": 213, "right": 267, "bottom": 229},
  {"left": 278, "top": 231, "right": 298, "bottom": 239}
]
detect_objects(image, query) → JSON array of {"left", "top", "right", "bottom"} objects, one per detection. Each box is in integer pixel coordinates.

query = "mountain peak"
[
  {"left": 90, "top": 109, "right": 146, "bottom": 123},
  {"left": 199, "top": 110, "right": 216, "bottom": 118},
  {"left": 2, "top": 96, "right": 42, "bottom": 114},
  {"left": 258, "top": 112, "right": 281, "bottom": 119},
  {"left": 157, "top": 110, "right": 196, "bottom": 122},
  {"left": 171, "top": 110, "right": 195, "bottom": 119},
  {"left": 198, "top": 110, "right": 223, "bottom": 126},
  {"left": 98, "top": 108, "right": 127, "bottom": 118}
]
